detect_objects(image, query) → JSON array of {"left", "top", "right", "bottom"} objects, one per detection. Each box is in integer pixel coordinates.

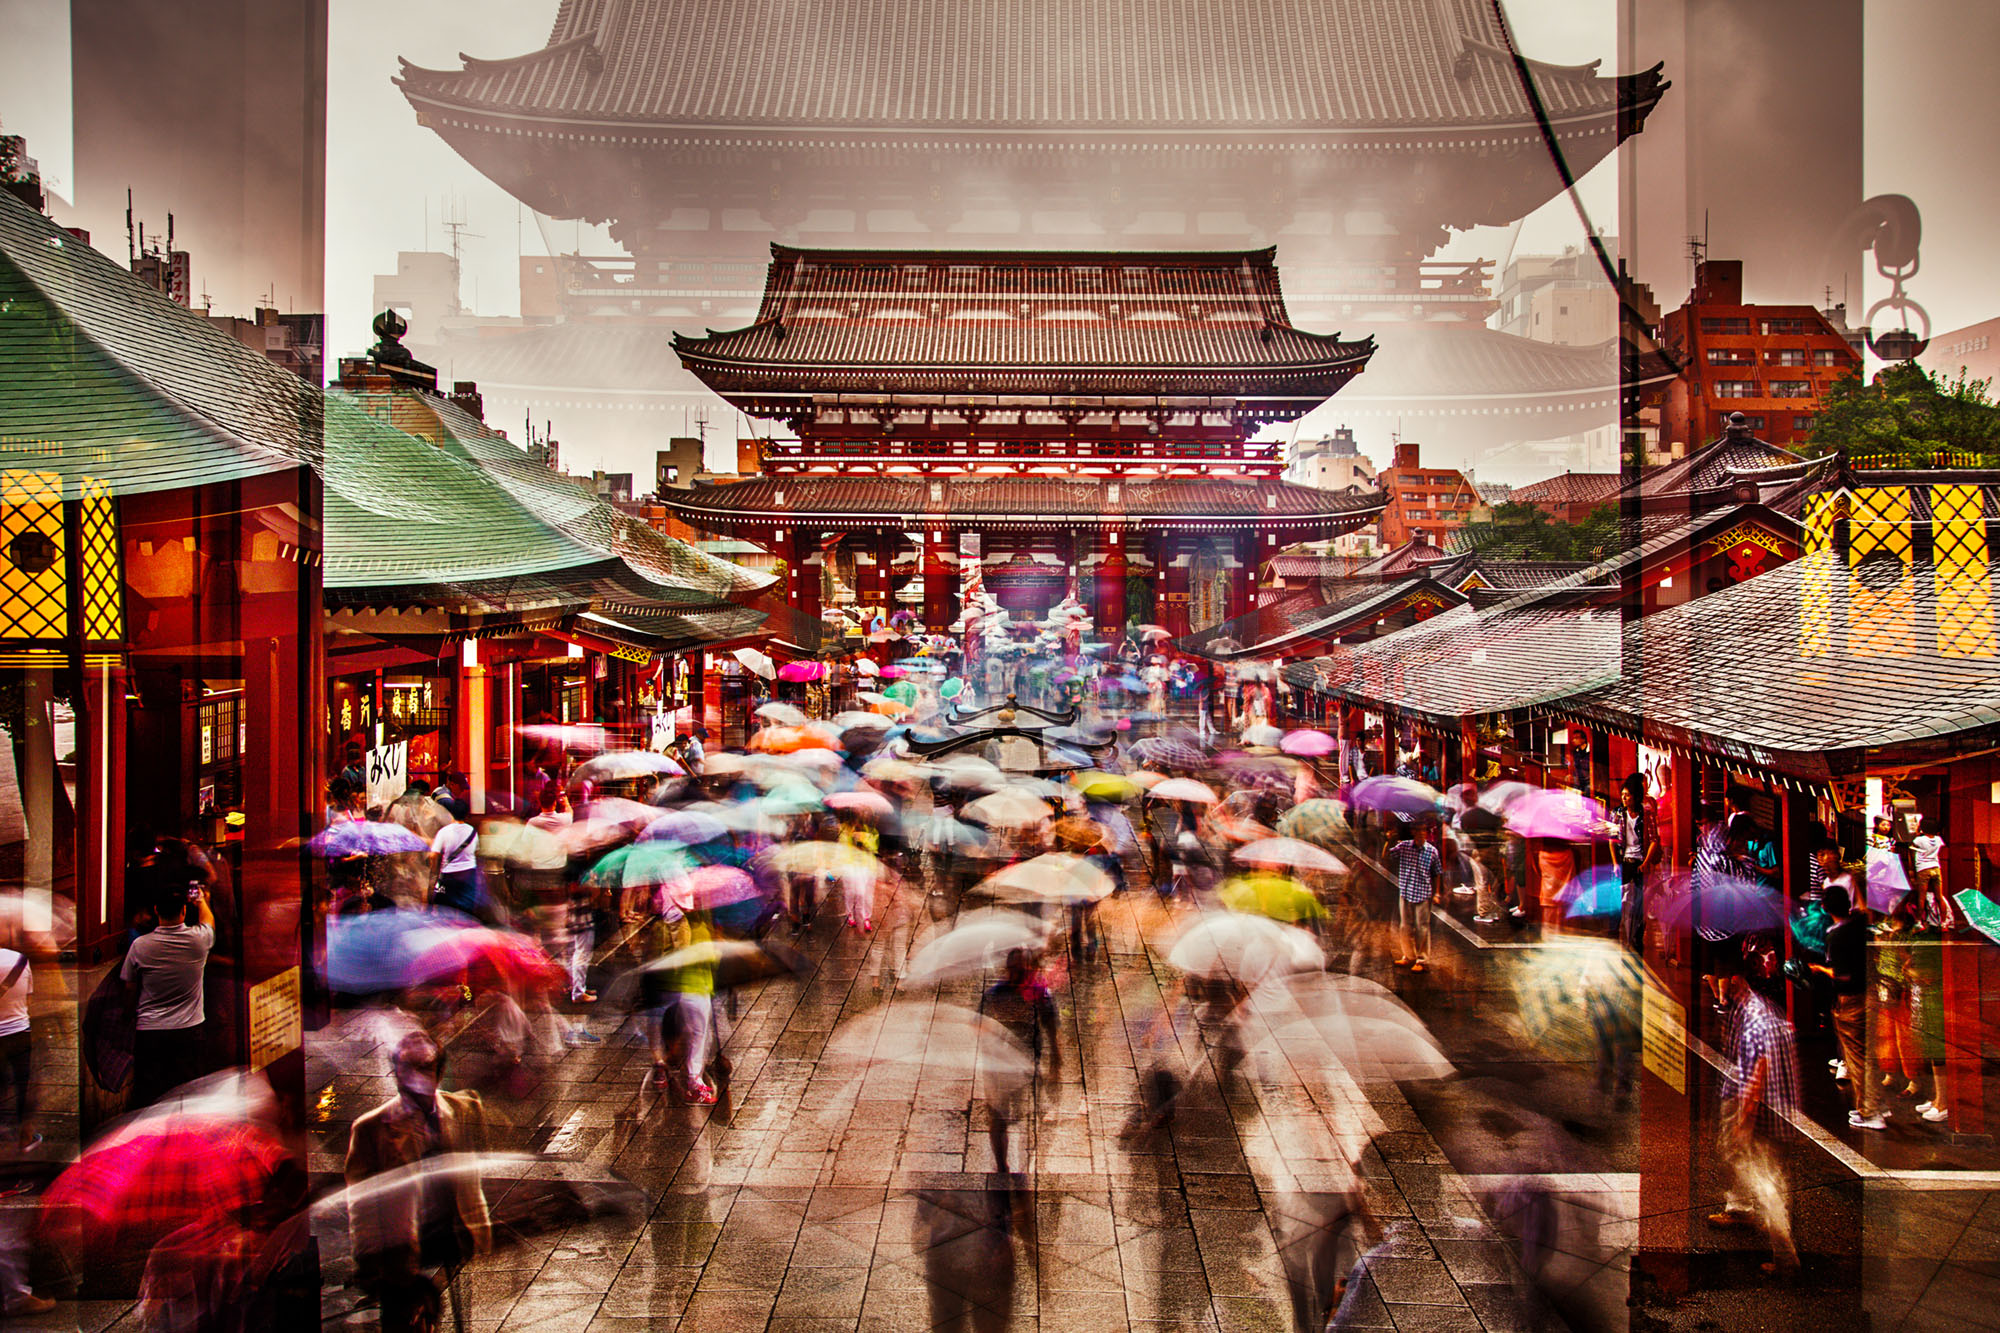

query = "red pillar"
[
  {"left": 1162, "top": 534, "right": 1192, "bottom": 637},
  {"left": 1230, "top": 532, "right": 1256, "bottom": 623},
  {"left": 1096, "top": 527, "right": 1127, "bottom": 633},
  {"left": 791, "top": 527, "right": 822, "bottom": 631},
  {"left": 877, "top": 529, "right": 899, "bottom": 616},
  {"left": 923, "top": 526, "right": 954, "bottom": 628}
]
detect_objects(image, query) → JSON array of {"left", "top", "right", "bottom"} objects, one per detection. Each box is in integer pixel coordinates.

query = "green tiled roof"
[
  {"left": 323, "top": 394, "right": 605, "bottom": 590},
  {"left": 0, "top": 191, "right": 319, "bottom": 497}
]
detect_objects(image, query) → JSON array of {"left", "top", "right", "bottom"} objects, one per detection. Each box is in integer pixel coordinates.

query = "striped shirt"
[
  {"left": 1387, "top": 840, "right": 1442, "bottom": 904},
  {"left": 1722, "top": 990, "right": 1799, "bottom": 1137},
  {"left": 1693, "top": 822, "right": 1733, "bottom": 942}
]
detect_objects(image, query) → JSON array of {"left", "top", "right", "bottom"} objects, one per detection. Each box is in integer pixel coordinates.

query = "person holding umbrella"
[
  {"left": 344, "top": 1030, "right": 492, "bottom": 1332},
  {"left": 980, "top": 950, "right": 1061, "bottom": 1175}
]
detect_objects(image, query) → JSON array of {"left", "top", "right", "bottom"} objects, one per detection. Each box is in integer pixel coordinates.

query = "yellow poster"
[{"left": 248, "top": 966, "right": 302, "bottom": 1073}]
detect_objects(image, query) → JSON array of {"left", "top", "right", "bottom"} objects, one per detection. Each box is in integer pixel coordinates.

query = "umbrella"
[
  {"left": 904, "top": 812, "right": 992, "bottom": 855},
  {"left": 1347, "top": 776, "right": 1440, "bottom": 818},
  {"left": 1238, "top": 1007, "right": 1454, "bottom": 1082},
  {"left": 902, "top": 909, "right": 1055, "bottom": 984},
  {"left": 409, "top": 927, "right": 565, "bottom": 992},
  {"left": 1073, "top": 772, "right": 1141, "bottom": 803},
  {"left": 1167, "top": 912, "right": 1323, "bottom": 987},
  {"left": 637, "top": 936, "right": 810, "bottom": 991},
  {"left": 1149, "top": 778, "right": 1219, "bottom": 805},
  {"left": 1864, "top": 849, "right": 1913, "bottom": 913},
  {"left": 477, "top": 818, "right": 567, "bottom": 871},
  {"left": 1504, "top": 788, "right": 1612, "bottom": 841},
  {"left": 700, "top": 752, "right": 753, "bottom": 778},
  {"left": 733, "top": 647, "right": 777, "bottom": 679},
  {"left": 1242, "top": 723, "right": 1285, "bottom": 748},
  {"left": 41, "top": 1116, "right": 289, "bottom": 1254},
  {"left": 940, "top": 677, "right": 965, "bottom": 700},
  {"left": 963, "top": 788, "right": 1056, "bottom": 829},
  {"left": 575, "top": 751, "right": 686, "bottom": 784},
  {"left": 1218, "top": 872, "right": 1325, "bottom": 925},
  {"left": 974, "top": 852, "right": 1116, "bottom": 904},
  {"left": 1127, "top": 770, "right": 1167, "bottom": 791},
  {"left": 1558, "top": 865, "right": 1625, "bottom": 920},
  {"left": 826, "top": 1002, "right": 1034, "bottom": 1100},
  {"left": 933, "top": 755, "right": 1008, "bottom": 789},
  {"left": 1506, "top": 935, "right": 1645, "bottom": 1061},
  {"left": 863, "top": 756, "right": 932, "bottom": 784},
  {"left": 883, "top": 679, "right": 919, "bottom": 706},
  {"left": 580, "top": 841, "right": 695, "bottom": 892},
  {"left": 1135, "top": 625, "right": 1172, "bottom": 642},
  {"left": 307, "top": 820, "right": 430, "bottom": 858},
  {"left": 855, "top": 658, "right": 880, "bottom": 677},
  {"left": 1131, "top": 737, "right": 1205, "bottom": 770},
  {"left": 1279, "top": 730, "right": 1337, "bottom": 758},
  {"left": 1234, "top": 838, "right": 1345, "bottom": 875},
  {"left": 555, "top": 813, "right": 644, "bottom": 860},
  {"left": 1657, "top": 872, "right": 1786, "bottom": 937},
  {"left": 827, "top": 789, "right": 896, "bottom": 821},
  {"left": 324, "top": 908, "right": 480, "bottom": 993},
  {"left": 386, "top": 794, "right": 455, "bottom": 840},
  {"left": 1475, "top": 781, "right": 1538, "bottom": 816},
  {"left": 1275, "top": 799, "right": 1350, "bottom": 849},
  {"left": 778, "top": 660, "right": 825, "bottom": 683},
  {"left": 764, "top": 840, "right": 884, "bottom": 885},
  {"left": 755, "top": 702, "right": 809, "bottom": 726},
  {"left": 639, "top": 809, "right": 731, "bottom": 847},
  {"left": 1050, "top": 816, "right": 1107, "bottom": 854},
  {"left": 658, "top": 865, "right": 764, "bottom": 915}
]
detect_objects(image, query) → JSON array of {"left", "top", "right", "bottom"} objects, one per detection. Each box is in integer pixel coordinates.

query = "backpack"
[{"left": 82, "top": 960, "right": 138, "bottom": 1092}]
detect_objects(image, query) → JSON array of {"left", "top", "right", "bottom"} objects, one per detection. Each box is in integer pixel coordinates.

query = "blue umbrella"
[
  {"left": 308, "top": 820, "right": 431, "bottom": 858},
  {"left": 1559, "top": 865, "right": 1624, "bottom": 920},
  {"left": 325, "top": 907, "right": 479, "bottom": 993},
  {"left": 639, "top": 810, "right": 730, "bottom": 846}
]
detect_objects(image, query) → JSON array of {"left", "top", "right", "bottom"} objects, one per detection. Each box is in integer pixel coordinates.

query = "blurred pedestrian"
[
  {"left": 0, "top": 935, "right": 34, "bottom": 1154},
  {"left": 981, "top": 949, "right": 1060, "bottom": 1174},
  {"left": 344, "top": 1031, "right": 492, "bottom": 1333},
  {"left": 430, "top": 823, "right": 484, "bottom": 920},
  {"left": 1811, "top": 886, "right": 1882, "bottom": 1129},
  {"left": 1617, "top": 774, "right": 1659, "bottom": 952},
  {"left": 1706, "top": 954, "right": 1800, "bottom": 1276}
]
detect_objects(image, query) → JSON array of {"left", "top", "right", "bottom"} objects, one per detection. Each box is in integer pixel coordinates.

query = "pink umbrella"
[
  {"left": 1279, "top": 730, "right": 1336, "bottom": 757},
  {"left": 1504, "top": 787, "right": 1613, "bottom": 841},
  {"left": 827, "top": 789, "right": 895, "bottom": 821},
  {"left": 658, "top": 865, "right": 762, "bottom": 914},
  {"left": 778, "top": 660, "right": 824, "bottom": 682},
  {"left": 880, "top": 664, "right": 909, "bottom": 679}
]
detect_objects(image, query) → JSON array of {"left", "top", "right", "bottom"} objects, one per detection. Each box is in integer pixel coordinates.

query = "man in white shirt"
[{"left": 121, "top": 864, "right": 216, "bottom": 1108}]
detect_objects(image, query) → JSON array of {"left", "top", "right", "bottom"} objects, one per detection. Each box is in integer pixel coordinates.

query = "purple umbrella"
[
  {"left": 1346, "top": 776, "right": 1441, "bottom": 818},
  {"left": 1279, "top": 730, "right": 1336, "bottom": 757},
  {"left": 1657, "top": 872, "right": 1785, "bottom": 937},
  {"left": 308, "top": 820, "right": 432, "bottom": 858},
  {"left": 1863, "top": 850, "right": 1912, "bottom": 914},
  {"left": 1131, "top": 736, "right": 1205, "bottom": 770},
  {"left": 640, "top": 810, "right": 731, "bottom": 846},
  {"left": 1503, "top": 788, "right": 1612, "bottom": 842}
]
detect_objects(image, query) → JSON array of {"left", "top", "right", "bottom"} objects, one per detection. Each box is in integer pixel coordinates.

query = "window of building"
[
  {"left": 1719, "top": 413, "right": 1767, "bottom": 431},
  {"left": 1702, "top": 317, "right": 1752, "bottom": 335},
  {"left": 1761, "top": 317, "right": 1814, "bottom": 336},
  {"left": 1769, "top": 380, "right": 1812, "bottom": 398},
  {"left": 1708, "top": 348, "right": 1754, "bottom": 365},
  {"left": 1767, "top": 348, "right": 1807, "bottom": 366},
  {"left": 1714, "top": 380, "right": 1758, "bottom": 398},
  {"left": 1793, "top": 415, "right": 1818, "bottom": 431},
  {"left": 1813, "top": 348, "right": 1846, "bottom": 366}
]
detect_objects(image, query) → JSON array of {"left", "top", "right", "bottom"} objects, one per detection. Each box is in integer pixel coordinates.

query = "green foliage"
[
  {"left": 1806, "top": 362, "right": 2000, "bottom": 466},
  {"left": 1455, "top": 502, "right": 1625, "bottom": 563}
]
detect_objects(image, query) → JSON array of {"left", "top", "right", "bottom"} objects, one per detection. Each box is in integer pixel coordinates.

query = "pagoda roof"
[
  {"left": 673, "top": 246, "right": 1373, "bottom": 415},
  {"left": 396, "top": 0, "right": 1663, "bottom": 137},
  {"left": 1626, "top": 425, "right": 1806, "bottom": 503},
  {"left": 663, "top": 472, "right": 1382, "bottom": 529},
  {"left": 1511, "top": 471, "right": 1621, "bottom": 507},
  {"left": 0, "top": 191, "right": 319, "bottom": 498}
]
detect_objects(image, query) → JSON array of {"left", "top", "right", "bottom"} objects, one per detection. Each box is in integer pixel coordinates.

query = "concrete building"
[
  {"left": 1284, "top": 427, "right": 1379, "bottom": 493},
  {"left": 1921, "top": 315, "right": 2000, "bottom": 390},
  {"left": 1375, "top": 441, "right": 1479, "bottom": 550},
  {"left": 1492, "top": 243, "right": 1621, "bottom": 346},
  {"left": 371, "top": 251, "right": 462, "bottom": 345},
  {"left": 201, "top": 307, "right": 324, "bottom": 385},
  {"left": 1658, "top": 258, "right": 1863, "bottom": 453}
]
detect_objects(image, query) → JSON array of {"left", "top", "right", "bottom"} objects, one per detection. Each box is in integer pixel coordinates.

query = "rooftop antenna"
[
  {"left": 166, "top": 212, "right": 174, "bottom": 251},
  {"left": 439, "top": 196, "right": 480, "bottom": 311},
  {"left": 125, "top": 188, "right": 134, "bottom": 262}
]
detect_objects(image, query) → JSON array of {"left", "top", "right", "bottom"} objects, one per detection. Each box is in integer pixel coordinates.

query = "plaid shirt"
[
  {"left": 1722, "top": 990, "right": 1799, "bottom": 1137},
  {"left": 1387, "top": 840, "right": 1442, "bottom": 904},
  {"left": 1692, "top": 822, "right": 1734, "bottom": 942}
]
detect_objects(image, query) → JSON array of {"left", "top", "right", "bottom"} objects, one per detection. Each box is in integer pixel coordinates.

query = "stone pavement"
[{"left": 285, "top": 891, "right": 1565, "bottom": 1333}]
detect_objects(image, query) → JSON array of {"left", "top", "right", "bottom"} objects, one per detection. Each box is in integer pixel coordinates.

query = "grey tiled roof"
[
  {"left": 1566, "top": 549, "right": 2000, "bottom": 766},
  {"left": 0, "top": 191, "right": 319, "bottom": 498}
]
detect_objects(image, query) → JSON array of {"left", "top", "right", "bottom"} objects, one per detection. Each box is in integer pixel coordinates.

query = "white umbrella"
[
  {"left": 733, "top": 647, "right": 777, "bottom": 679},
  {"left": 1233, "top": 837, "right": 1345, "bottom": 875},
  {"left": 1167, "top": 912, "right": 1323, "bottom": 987},
  {"left": 755, "top": 702, "right": 809, "bottom": 726},
  {"left": 902, "top": 908, "right": 1055, "bottom": 984},
  {"left": 1241, "top": 723, "right": 1285, "bottom": 748},
  {"left": 575, "top": 751, "right": 686, "bottom": 784},
  {"left": 974, "top": 852, "right": 1116, "bottom": 904},
  {"left": 1149, "top": 778, "right": 1220, "bottom": 805},
  {"left": 827, "top": 1002, "right": 1034, "bottom": 1101},
  {"left": 963, "top": 788, "right": 1057, "bottom": 829}
]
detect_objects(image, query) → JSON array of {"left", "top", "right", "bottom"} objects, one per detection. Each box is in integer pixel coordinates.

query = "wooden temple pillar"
[
  {"left": 1230, "top": 531, "right": 1256, "bottom": 623},
  {"left": 922, "top": 525, "right": 954, "bottom": 628},
  {"left": 1160, "top": 534, "right": 1192, "bottom": 637},
  {"left": 877, "top": 530, "right": 901, "bottom": 617},
  {"left": 1096, "top": 526, "right": 1127, "bottom": 634},
  {"left": 789, "top": 527, "right": 822, "bottom": 632}
]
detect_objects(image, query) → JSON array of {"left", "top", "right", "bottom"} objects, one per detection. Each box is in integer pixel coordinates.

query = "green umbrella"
[
  {"left": 1219, "top": 872, "right": 1324, "bottom": 925},
  {"left": 883, "top": 679, "right": 918, "bottom": 706},
  {"left": 580, "top": 842, "right": 694, "bottom": 892},
  {"left": 1275, "top": 798, "right": 1350, "bottom": 850}
]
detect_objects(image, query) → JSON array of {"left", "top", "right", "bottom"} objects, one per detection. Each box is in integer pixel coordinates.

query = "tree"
[
  {"left": 1453, "top": 502, "right": 1625, "bottom": 563},
  {"left": 1806, "top": 362, "right": 2000, "bottom": 465}
]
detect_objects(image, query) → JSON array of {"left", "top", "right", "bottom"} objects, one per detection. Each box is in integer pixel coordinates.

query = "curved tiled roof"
[
  {"left": 1511, "top": 471, "right": 1621, "bottom": 506},
  {"left": 0, "top": 191, "right": 319, "bottom": 498},
  {"left": 665, "top": 472, "right": 1382, "bottom": 523},
  {"left": 396, "top": 0, "right": 1660, "bottom": 134},
  {"left": 1629, "top": 429, "right": 1805, "bottom": 500},
  {"left": 1335, "top": 323, "right": 1624, "bottom": 409}
]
